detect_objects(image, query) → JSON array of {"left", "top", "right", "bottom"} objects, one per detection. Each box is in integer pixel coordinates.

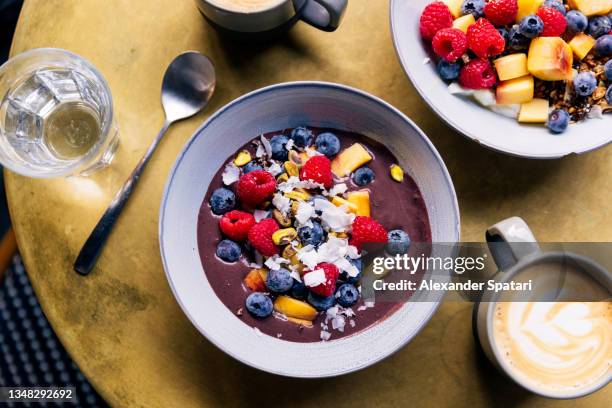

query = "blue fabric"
[{"left": 0, "top": 255, "right": 107, "bottom": 407}]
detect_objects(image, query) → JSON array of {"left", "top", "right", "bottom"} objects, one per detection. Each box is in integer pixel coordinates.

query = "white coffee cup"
[
  {"left": 196, "top": 0, "right": 348, "bottom": 36},
  {"left": 474, "top": 217, "right": 611, "bottom": 399}
]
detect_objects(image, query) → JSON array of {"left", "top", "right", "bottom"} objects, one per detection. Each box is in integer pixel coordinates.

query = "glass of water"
[{"left": 0, "top": 48, "right": 118, "bottom": 178}]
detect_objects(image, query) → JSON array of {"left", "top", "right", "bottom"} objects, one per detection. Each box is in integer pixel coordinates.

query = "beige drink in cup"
[{"left": 475, "top": 217, "right": 612, "bottom": 399}]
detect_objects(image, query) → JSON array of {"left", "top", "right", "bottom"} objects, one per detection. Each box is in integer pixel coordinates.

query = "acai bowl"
[
  {"left": 391, "top": 0, "right": 612, "bottom": 158},
  {"left": 160, "top": 82, "right": 460, "bottom": 377}
]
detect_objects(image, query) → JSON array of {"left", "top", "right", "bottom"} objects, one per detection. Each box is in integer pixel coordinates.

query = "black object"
[
  {"left": 0, "top": 255, "right": 108, "bottom": 406},
  {"left": 0, "top": 0, "right": 23, "bottom": 63}
]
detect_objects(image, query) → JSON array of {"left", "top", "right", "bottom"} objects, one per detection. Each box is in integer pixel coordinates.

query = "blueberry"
[
  {"left": 340, "top": 258, "right": 362, "bottom": 284},
  {"left": 209, "top": 188, "right": 236, "bottom": 215},
  {"left": 543, "top": 0, "right": 565, "bottom": 15},
  {"left": 588, "top": 16, "right": 611, "bottom": 38},
  {"left": 335, "top": 284, "right": 359, "bottom": 307},
  {"left": 291, "top": 279, "right": 308, "bottom": 299},
  {"left": 546, "top": 109, "right": 570, "bottom": 134},
  {"left": 315, "top": 132, "right": 341, "bottom": 157},
  {"left": 606, "top": 85, "right": 612, "bottom": 105},
  {"left": 605, "top": 60, "right": 612, "bottom": 80},
  {"left": 298, "top": 222, "right": 325, "bottom": 247},
  {"left": 566, "top": 10, "right": 588, "bottom": 32},
  {"left": 508, "top": 25, "right": 531, "bottom": 50},
  {"left": 270, "top": 135, "right": 289, "bottom": 161},
  {"left": 245, "top": 293, "right": 273, "bottom": 318},
  {"left": 243, "top": 161, "right": 263, "bottom": 174},
  {"left": 497, "top": 27, "right": 510, "bottom": 42},
  {"left": 386, "top": 229, "right": 411, "bottom": 255},
  {"left": 308, "top": 292, "right": 335, "bottom": 311},
  {"left": 519, "top": 15, "right": 544, "bottom": 38},
  {"left": 290, "top": 127, "right": 314, "bottom": 147},
  {"left": 352, "top": 166, "right": 375, "bottom": 186},
  {"left": 461, "top": 0, "right": 484, "bottom": 18},
  {"left": 437, "top": 60, "right": 462, "bottom": 81},
  {"left": 595, "top": 35, "right": 612, "bottom": 56},
  {"left": 574, "top": 72, "right": 598, "bottom": 97},
  {"left": 266, "top": 268, "right": 294, "bottom": 293},
  {"left": 216, "top": 239, "right": 241, "bottom": 262}
]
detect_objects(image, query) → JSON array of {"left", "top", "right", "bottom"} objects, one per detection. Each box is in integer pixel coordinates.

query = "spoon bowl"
[{"left": 162, "top": 52, "right": 216, "bottom": 123}]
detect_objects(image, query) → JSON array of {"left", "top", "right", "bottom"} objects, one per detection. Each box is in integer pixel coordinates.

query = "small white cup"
[
  {"left": 196, "top": 0, "right": 347, "bottom": 36},
  {"left": 474, "top": 217, "right": 612, "bottom": 399}
]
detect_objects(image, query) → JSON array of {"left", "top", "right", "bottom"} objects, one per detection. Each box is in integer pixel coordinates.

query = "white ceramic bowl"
[
  {"left": 159, "top": 82, "right": 460, "bottom": 377},
  {"left": 390, "top": 0, "right": 612, "bottom": 159}
]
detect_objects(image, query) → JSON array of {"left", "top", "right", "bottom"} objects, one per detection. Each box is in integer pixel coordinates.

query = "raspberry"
[
  {"left": 537, "top": 7, "right": 567, "bottom": 37},
  {"left": 236, "top": 170, "right": 276, "bottom": 206},
  {"left": 484, "top": 0, "right": 518, "bottom": 26},
  {"left": 419, "top": 1, "right": 453, "bottom": 41},
  {"left": 350, "top": 216, "right": 388, "bottom": 250},
  {"left": 247, "top": 218, "right": 279, "bottom": 257},
  {"left": 467, "top": 18, "right": 506, "bottom": 58},
  {"left": 219, "top": 210, "right": 256, "bottom": 241},
  {"left": 432, "top": 28, "right": 468, "bottom": 62},
  {"left": 304, "top": 263, "right": 339, "bottom": 297},
  {"left": 459, "top": 59, "right": 497, "bottom": 89},
  {"left": 299, "top": 155, "right": 333, "bottom": 189}
]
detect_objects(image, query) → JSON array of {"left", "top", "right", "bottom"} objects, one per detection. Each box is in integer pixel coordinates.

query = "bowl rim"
[
  {"left": 389, "top": 0, "right": 612, "bottom": 160},
  {"left": 158, "top": 80, "right": 461, "bottom": 377}
]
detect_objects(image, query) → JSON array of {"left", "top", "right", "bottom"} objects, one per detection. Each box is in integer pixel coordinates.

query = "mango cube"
[
  {"left": 347, "top": 190, "right": 371, "bottom": 217},
  {"left": 518, "top": 98, "right": 550, "bottom": 123},
  {"left": 274, "top": 295, "right": 317, "bottom": 320},
  {"left": 443, "top": 0, "right": 463, "bottom": 17},
  {"left": 332, "top": 196, "right": 359, "bottom": 213},
  {"left": 496, "top": 75, "right": 534, "bottom": 105},
  {"left": 234, "top": 150, "right": 252, "bottom": 167},
  {"left": 527, "top": 37, "right": 573, "bottom": 81},
  {"left": 569, "top": 33, "right": 596, "bottom": 60},
  {"left": 568, "top": 0, "right": 612, "bottom": 16},
  {"left": 517, "top": 0, "right": 545, "bottom": 21},
  {"left": 243, "top": 269, "right": 267, "bottom": 292},
  {"left": 331, "top": 143, "right": 372, "bottom": 177},
  {"left": 494, "top": 54, "right": 529, "bottom": 81},
  {"left": 453, "top": 14, "right": 475, "bottom": 33}
]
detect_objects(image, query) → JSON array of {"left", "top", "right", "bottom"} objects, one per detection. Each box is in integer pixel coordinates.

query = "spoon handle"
[{"left": 74, "top": 121, "right": 171, "bottom": 275}]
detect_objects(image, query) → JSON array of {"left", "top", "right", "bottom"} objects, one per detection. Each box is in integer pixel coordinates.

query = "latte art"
[
  {"left": 494, "top": 301, "right": 612, "bottom": 394},
  {"left": 207, "top": 0, "right": 285, "bottom": 13}
]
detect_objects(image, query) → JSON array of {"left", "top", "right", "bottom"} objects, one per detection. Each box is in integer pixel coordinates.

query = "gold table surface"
[{"left": 6, "top": 0, "right": 611, "bottom": 406}]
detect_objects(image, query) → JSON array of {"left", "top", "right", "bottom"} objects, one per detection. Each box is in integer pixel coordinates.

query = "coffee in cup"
[
  {"left": 475, "top": 217, "right": 612, "bottom": 398},
  {"left": 206, "top": 0, "right": 285, "bottom": 13}
]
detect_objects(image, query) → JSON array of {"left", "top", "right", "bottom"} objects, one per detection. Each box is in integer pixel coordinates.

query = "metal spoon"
[{"left": 74, "top": 52, "right": 216, "bottom": 275}]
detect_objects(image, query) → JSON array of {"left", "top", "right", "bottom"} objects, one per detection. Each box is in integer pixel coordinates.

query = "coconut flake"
[
  {"left": 357, "top": 305, "right": 367, "bottom": 311},
  {"left": 289, "top": 269, "right": 302, "bottom": 282},
  {"left": 253, "top": 210, "right": 270, "bottom": 222},
  {"left": 332, "top": 315, "right": 346, "bottom": 332},
  {"left": 303, "top": 269, "right": 326, "bottom": 287},
  {"left": 347, "top": 245, "right": 361, "bottom": 260},
  {"left": 316, "top": 199, "right": 354, "bottom": 232},
  {"left": 320, "top": 330, "right": 331, "bottom": 341},
  {"left": 272, "top": 193, "right": 291, "bottom": 215},
  {"left": 286, "top": 139, "right": 295, "bottom": 150},
  {"left": 222, "top": 163, "right": 240, "bottom": 185},
  {"left": 588, "top": 105, "right": 604, "bottom": 119},
  {"left": 260, "top": 135, "right": 272, "bottom": 158},
  {"left": 327, "top": 183, "right": 348, "bottom": 197},
  {"left": 265, "top": 255, "right": 289, "bottom": 271},
  {"left": 295, "top": 202, "right": 315, "bottom": 225},
  {"left": 365, "top": 300, "right": 375, "bottom": 308},
  {"left": 349, "top": 319, "right": 356, "bottom": 327},
  {"left": 267, "top": 162, "right": 283, "bottom": 176},
  {"left": 305, "top": 147, "right": 323, "bottom": 157}
]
